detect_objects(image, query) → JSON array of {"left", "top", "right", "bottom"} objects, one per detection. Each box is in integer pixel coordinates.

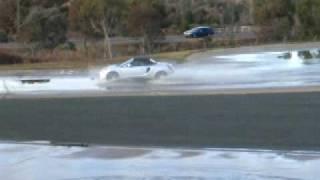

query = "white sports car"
[{"left": 99, "top": 57, "right": 174, "bottom": 81}]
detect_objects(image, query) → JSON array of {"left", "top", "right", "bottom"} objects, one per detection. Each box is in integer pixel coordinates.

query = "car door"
[
  {"left": 198, "top": 28, "right": 205, "bottom": 37},
  {"left": 201, "top": 28, "right": 211, "bottom": 36},
  {"left": 124, "top": 60, "right": 149, "bottom": 78},
  {"left": 208, "top": 28, "right": 215, "bottom": 35},
  {"left": 117, "top": 59, "right": 134, "bottom": 78},
  {"left": 204, "top": 28, "right": 210, "bottom": 36}
]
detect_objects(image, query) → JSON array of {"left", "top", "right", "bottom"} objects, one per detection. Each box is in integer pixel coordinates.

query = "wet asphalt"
[{"left": 1, "top": 92, "right": 320, "bottom": 150}]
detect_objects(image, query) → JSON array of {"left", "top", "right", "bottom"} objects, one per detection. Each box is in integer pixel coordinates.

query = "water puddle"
[{"left": 1, "top": 143, "right": 320, "bottom": 180}]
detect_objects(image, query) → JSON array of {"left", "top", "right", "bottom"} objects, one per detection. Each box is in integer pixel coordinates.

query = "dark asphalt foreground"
[{"left": 1, "top": 92, "right": 320, "bottom": 150}]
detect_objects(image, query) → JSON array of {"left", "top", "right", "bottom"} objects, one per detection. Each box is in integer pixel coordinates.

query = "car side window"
[
  {"left": 131, "top": 60, "right": 142, "bottom": 67},
  {"left": 131, "top": 59, "right": 147, "bottom": 67},
  {"left": 144, "top": 59, "right": 156, "bottom": 66},
  {"left": 131, "top": 58, "right": 155, "bottom": 66}
]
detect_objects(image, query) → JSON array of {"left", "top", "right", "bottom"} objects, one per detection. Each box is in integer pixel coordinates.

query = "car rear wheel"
[
  {"left": 155, "top": 71, "right": 168, "bottom": 80},
  {"left": 106, "top": 72, "right": 119, "bottom": 81}
]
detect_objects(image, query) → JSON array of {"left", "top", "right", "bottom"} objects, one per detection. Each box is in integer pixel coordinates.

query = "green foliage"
[
  {"left": 296, "top": 0, "right": 320, "bottom": 39},
  {"left": 57, "top": 41, "right": 76, "bottom": 51},
  {"left": 223, "top": 2, "right": 247, "bottom": 25},
  {"left": 69, "top": 0, "right": 128, "bottom": 59},
  {"left": 3, "top": 0, "right": 320, "bottom": 46},
  {"left": 0, "top": 0, "right": 66, "bottom": 35},
  {"left": 70, "top": 0, "right": 128, "bottom": 37},
  {"left": 0, "top": 0, "right": 16, "bottom": 34},
  {"left": 0, "top": 31, "right": 9, "bottom": 43},
  {"left": 254, "top": 0, "right": 320, "bottom": 41},
  {"left": 253, "top": 0, "right": 294, "bottom": 41},
  {"left": 31, "top": 0, "right": 66, "bottom": 8},
  {"left": 20, "top": 7, "right": 68, "bottom": 49},
  {"left": 127, "top": 0, "right": 165, "bottom": 53},
  {"left": 272, "top": 17, "right": 291, "bottom": 41},
  {"left": 254, "top": 0, "right": 293, "bottom": 24},
  {"left": 179, "top": 11, "right": 194, "bottom": 32}
]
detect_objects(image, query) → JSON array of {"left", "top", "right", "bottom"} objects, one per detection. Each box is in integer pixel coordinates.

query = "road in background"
[{"left": 0, "top": 30, "right": 256, "bottom": 48}]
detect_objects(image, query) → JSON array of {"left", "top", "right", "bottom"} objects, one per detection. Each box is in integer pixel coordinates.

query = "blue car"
[{"left": 184, "top": 26, "right": 215, "bottom": 38}]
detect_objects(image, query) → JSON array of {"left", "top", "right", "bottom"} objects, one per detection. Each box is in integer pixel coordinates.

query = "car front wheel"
[
  {"left": 106, "top": 72, "right": 119, "bottom": 81},
  {"left": 155, "top": 71, "right": 168, "bottom": 80}
]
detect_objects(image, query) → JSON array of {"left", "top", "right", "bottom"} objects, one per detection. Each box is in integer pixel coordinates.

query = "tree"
[
  {"left": 296, "top": 0, "right": 320, "bottom": 39},
  {"left": 253, "top": 0, "right": 320, "bottom": 41},
  {"left": 20, "top": 6, "right": 68, "bottom": 50},
  {"left": 31, "top": 0, "right": 67, "bottom": 8},
  {"left": 0, "top": 0, "right": 68, "bottom": 48},
  {"left": 253, "top": 0, "right": 295, "bottom": 41},
  {"left": 127, "top": 0, "right": 165, "bottom": 54},
  {"left": 17, "top": 0, "right": 68, "bottom": 51},
  {"left": 0, "top": 0, "right": 54, "bottom": 35},
  {"left": 0, "top": 0, "right": 17, "bottom": 34},
  {"left": 69, "top": 0, "right": 128, "bottom": 60}
]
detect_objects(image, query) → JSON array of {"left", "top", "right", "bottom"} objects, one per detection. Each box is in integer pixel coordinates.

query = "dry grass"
[
  {"left": 0, "top": 50, "right": 198, "bottom": 70},
  {"left": 0, "top": 61, "right": 89, "bottom": 70},
  {"left": 153, "top": 49, "right": 200, "bottom": 63}
]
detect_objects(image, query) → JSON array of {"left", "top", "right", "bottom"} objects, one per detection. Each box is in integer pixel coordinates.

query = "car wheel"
[
  {"left": 106, "top": 72, "right": 119, "bottom": 81},
  {"left": 155, "top": 71, "right": 168, "bottom": 80}
]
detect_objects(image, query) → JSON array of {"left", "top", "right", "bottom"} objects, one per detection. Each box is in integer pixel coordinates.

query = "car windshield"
[
  {"left": 1, "top": 0, "right": 320, "bottom": 179},
  {"left": 120, "top": 59, "right": 134, "bottom": 66},
  {"left": 191, "top": 27, "right": 202, "bottom": 31}
]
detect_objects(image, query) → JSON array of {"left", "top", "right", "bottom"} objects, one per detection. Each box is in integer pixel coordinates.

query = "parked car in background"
[
  {"left": 184, "top": 26, "right": 215, "bottom": 38},
  {"left": 99, "top": 57, "right": 174, "bottom": 81}
]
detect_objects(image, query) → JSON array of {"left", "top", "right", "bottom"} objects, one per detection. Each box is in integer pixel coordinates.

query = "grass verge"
[
  {"left": 153, "top": 49, "right": 200, "bottom": 63},
  {"left": 0, "top": 50, "right": 200, "bottom": 71}
]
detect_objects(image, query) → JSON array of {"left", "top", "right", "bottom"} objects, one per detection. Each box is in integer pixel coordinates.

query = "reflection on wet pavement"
[
  {"left": 66, "top": 147, "right": 151, "bottom": 160},
  {"left": 0, "top": 143, "right": 320, "bottom": 180}
]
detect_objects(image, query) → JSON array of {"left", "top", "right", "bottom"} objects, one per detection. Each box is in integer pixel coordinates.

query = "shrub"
[
  {"left": 298, "top": 50, "right": 313, "bottom": 59},
  {"left": 57, "top": 41, "right": 77, "bottom": 51},
  {"left": 0, "top": 51, "right": 24, "bottom": 64},
  {"left": 0, "top": 31, "right": 8, "bottom": 43}
]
